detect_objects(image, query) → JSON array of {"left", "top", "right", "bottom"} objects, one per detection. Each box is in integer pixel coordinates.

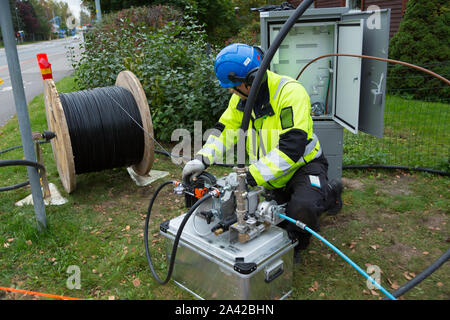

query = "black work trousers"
[{"left": 272, "top": 154, "right": 332, "bottom": 250}]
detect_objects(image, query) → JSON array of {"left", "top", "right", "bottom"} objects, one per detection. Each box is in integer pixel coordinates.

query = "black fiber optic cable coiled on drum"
[{"left": 59, "top": 86, "right": 145, "bottom": 174}]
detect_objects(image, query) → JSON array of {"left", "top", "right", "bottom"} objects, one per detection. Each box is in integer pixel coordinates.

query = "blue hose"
[{"left": 278, "top": 213, "right": 397, "bottom": 300}]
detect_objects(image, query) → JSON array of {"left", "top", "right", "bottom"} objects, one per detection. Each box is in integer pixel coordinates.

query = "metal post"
[
  {"left": 95, "top": 0, "right": 102, "bottom": 22},
  {"left": 0, "top": 0, "right": 47, "bottom": 230}
]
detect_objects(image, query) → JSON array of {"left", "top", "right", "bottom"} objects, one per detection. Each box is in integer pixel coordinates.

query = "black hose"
[
  {"left": 0, "top": 181, "right": 30, "bottom": 192},
  {"left": 382, "top": 249, "right": 450, "bottom": 300},
  {"left": 0, "top": 159, "right": 45, "bottom": 171},
  {"left": 237, "top": 0, "right": 314, "bottom": 168},
  {"left": 343, "top": 165, "right": 449, "bottom": 176},
  {"left": 0, "top": 159, "right": 45, "bottom": 192},
  {"left": 0, "top": 140, "right": 49, "bottom": 155},
  {"left": 0, "top": 144, "right": 23, "bottom": 155},
  {"left": 144, "top": 180, "right": 213, "bottom": 285}
]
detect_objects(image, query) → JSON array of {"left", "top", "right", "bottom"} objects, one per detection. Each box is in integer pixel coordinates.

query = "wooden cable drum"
[{"left": 44, "top": 70, "right": 155, "bottom": 193}]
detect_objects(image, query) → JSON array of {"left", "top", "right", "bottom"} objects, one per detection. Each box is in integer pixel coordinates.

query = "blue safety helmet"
[{"left": 214, "top": 43, "right": 264, "bottom": 88}]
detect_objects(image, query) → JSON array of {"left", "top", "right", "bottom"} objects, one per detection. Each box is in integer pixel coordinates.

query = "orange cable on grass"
[{"left": 0, "top": 286, "right": 84, "bottom": 300}]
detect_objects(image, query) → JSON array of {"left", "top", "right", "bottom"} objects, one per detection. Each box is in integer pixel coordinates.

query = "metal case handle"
[{"left": 264, "top": 259, "right": 284, "bottom": 283}]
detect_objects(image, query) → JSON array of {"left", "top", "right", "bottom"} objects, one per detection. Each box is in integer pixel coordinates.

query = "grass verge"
[
  {"left": 0, "top": 77, "right": 448, "bottom": 300},
  {"left": 344, "top": 95, "right": 449, "bottom": 172}
]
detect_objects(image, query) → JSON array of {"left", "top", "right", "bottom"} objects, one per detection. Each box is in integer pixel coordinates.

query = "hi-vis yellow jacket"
[{"left": 197, "top": 70, "right": 322, "bottom": 190}]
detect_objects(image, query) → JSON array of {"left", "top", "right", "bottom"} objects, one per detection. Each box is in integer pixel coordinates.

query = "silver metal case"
[{"left": 160, "top": 214, "right": 297, "bottom": 300}]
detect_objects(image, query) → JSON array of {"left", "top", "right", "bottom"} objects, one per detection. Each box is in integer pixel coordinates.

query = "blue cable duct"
[{"left": 278, "top": 213, "right": 397, "bottom": 300}]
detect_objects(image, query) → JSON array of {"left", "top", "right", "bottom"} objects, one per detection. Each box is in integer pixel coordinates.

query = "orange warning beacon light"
[{"left": 36, "top": 53, "right": 53, "bottom": 80}]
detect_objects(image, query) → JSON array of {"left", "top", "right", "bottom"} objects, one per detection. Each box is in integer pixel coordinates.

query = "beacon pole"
[
  {"left": 0, "top": 0, "right": 47, "bottom": 230},
  {"left": 36, "top": 53, "right": 53, "bottom": 81}
]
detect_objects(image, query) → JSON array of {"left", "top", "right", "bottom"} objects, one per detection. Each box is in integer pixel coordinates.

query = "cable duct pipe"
[
  {"left": 383, "top": 249, "right": 450, "bottom": 300},
  {"left": 237, "top": 0, "right": 314, "bottom": 168},
  {"left": 145, "top": 181, "right": 213, "bottom": 285}
]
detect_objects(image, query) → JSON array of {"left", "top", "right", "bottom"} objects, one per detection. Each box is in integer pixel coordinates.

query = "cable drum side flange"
[
  {"left": 115, "top": 70, "right": 155, "bottom": 176},
  {"left": 44, "top": 78, "right": 76, "bottom": 193}
]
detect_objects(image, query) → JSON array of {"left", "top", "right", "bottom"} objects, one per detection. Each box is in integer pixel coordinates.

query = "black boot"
[
  {"left": 326, "top": 180, "right": 343, "bottom": 216},
  {"left": 293, "top": 245, "right": 302, "bottom": 265},
  {"left": 292, "top": 232, "right": 310, "bottom": 265}
]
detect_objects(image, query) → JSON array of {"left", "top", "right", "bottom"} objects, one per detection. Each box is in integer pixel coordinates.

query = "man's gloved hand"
[{"left": 182, "top": 159, "right": 206, "bottom": 182}]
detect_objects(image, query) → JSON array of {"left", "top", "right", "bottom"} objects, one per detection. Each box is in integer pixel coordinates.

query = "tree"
[
  {"left": 0, "top": 0, "right": 68, "bottom": 41},
  {"left": 232, "top": 0, "right": 278, "bottom": 28},
  {"left": 81, "top": 0, "right": 181, "bottom": 15},
  {"left": 30, "top": 0, "right": 52, "bottom": 38},
  {"left": 388, "top": 0, "right": 449, "bottom": 101},
  {"left": 17, "top": 0, "right": 40, "bottom": 34},
  {"left": 390, "top": 0, "right": 449, "bottom": 64},
  {"left": 8, "top": 0, "right": 24, "bottom": 32},
  {"left": 190, "top": 0, "right": 238, "bottom": 44},
  {"left": 226, "top": 0, "right": 280, "bottom": 45},
  {"left": 55, "top": 0, "right": 71, "bottom": 29},
  {"left": 79, "top": 9, "right": 91, "bottom": 25},
  {"left": 81, "top": 0, "right": 239, "bottom": 44}
]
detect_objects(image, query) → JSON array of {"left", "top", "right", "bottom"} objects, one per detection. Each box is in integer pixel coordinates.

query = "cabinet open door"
[
  {"left": 342, "top": 9, "right": 391, "bottom": 138},
  {"left": 333, "top": 20, "right": 364, "bottom": 134}
]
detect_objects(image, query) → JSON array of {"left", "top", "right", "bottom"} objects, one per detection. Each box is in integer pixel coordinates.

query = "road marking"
[
  {"left": 0, "top": 49, "right": 71, "bottom": 72},
  {"left": 0, "top": 57, "right": 35, "bottom": 72}
]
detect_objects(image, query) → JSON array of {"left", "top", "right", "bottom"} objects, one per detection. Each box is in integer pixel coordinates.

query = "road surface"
[{"left": 0, "top": 37, "right": 81, "bottom": 127}]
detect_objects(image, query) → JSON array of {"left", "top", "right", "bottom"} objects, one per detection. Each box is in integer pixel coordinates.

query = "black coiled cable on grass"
[
  {"left": 0, "top": 159, "right": 45, "bottom": 192},
  {"left": 59, "top": 86, "right": 145, "bottom": 174},
  {"left": 382, "top": 249, "right": 450, "bottom": 300}
]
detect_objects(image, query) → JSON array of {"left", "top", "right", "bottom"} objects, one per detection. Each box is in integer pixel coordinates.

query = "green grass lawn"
[
  {"left": 344, "top": 95, "right": 449, "bottom": 171},
  {"left": 0, "top": 77, "right": 448, "bottom": 300}
]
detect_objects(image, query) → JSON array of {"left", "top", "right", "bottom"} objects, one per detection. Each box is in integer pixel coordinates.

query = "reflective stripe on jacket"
[{"left": 198, "top": 70, "right": 322, "bottom": 190}]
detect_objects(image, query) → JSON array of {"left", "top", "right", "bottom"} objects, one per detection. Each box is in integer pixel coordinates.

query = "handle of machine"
[
  {"left": 264, "top": 267, "right": 284, "bottom": 284},
  {"left": 264, "top": 259, "right": 284, "bottom": 283}
]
